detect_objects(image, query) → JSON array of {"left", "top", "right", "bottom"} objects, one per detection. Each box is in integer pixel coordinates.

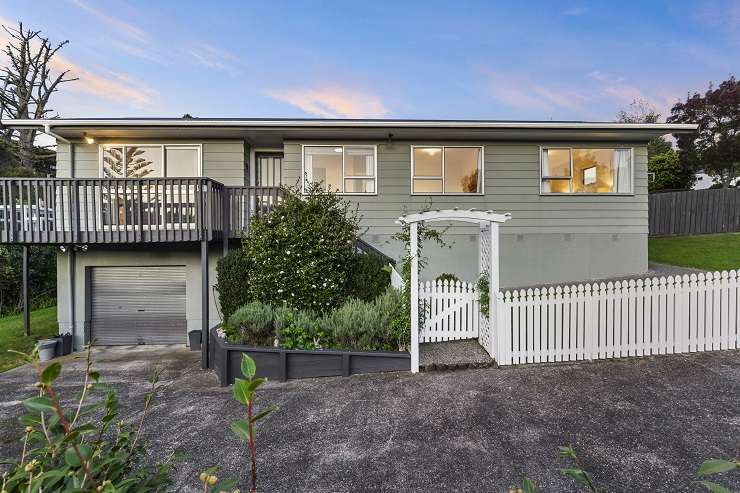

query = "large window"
[
  {"left": 100, "top": 144, "right": 200, "bottom": 178},
  {"left": 541, "top": 147, "right": 632, "bottom": 194},
  {"left": 412, "top": 146, "right": 482, "bottom": 194},
  {"left": 303, "top": 145, "right": 376, "bottom": 194}
]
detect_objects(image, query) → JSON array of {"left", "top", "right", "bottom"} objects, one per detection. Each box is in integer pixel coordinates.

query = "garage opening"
[{"left": 90, "top": 266, "right": 187, "bottom": 345}]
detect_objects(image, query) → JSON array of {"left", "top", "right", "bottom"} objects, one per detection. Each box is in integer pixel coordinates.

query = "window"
[
  {"left": 412, "top": 146, "right": 482, "bottom": 194},
  {"left": 303, "top": 145, "right": 376, "bottom": 194},
  {"left": 100, "top": 144, "right": 201, "bottom": 178},
  {"left": 541, "top": 147, "right": 632, "bottom": 194}
]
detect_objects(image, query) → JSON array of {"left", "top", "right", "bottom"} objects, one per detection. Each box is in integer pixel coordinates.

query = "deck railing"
[
  {"left": 225, "top": 186, "right": 282, "bottom": 238},
  {"left": 0, "top": 178, "right": 281, "bottom": 245}
]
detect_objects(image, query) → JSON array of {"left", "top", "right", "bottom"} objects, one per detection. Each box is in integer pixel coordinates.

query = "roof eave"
[{"left": 0, "top": 118, "right": 699, "bottom": 133}]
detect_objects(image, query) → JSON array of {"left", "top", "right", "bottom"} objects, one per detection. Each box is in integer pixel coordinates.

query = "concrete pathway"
[{"left": 1, "top": 346, "right": 738, "bottom": 492}]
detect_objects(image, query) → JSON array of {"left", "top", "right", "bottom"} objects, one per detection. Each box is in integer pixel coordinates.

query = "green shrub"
[
  {"left": 324, "top": 291, "right": 405, "bottom": 352},
  {"left": 344, "top": 252, "right": 390, "bottom": 301},
  {"left": 215, "top": 248, "right": 251, "bottom": 322},
  {"left": 324, "top": 299, "right": 383, "bottom": 351},
  {"left": 229, "top": 302, "right": 274, "bottom": 346},
  {"left": 374, "top": 286, "right": 409, "bottom": 351},
  {"left": 435, "top": 273, "right": 460, "bottom": 283},
  {"left": 274, "top": 306, "right": 331, "bottom": 350},
  {"left": 244, "top": 183, "right": 359, "bottom": 312}
]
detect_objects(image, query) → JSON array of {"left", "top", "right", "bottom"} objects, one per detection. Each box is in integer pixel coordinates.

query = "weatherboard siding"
[
  {"left": 56, "top": 141, "right": 246, "bottom": 185},
  {"left": 283, "top": 141, "right": 648, "bottom": 286}
]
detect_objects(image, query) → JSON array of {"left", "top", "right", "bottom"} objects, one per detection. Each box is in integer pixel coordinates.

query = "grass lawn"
[
  {"left": 648, "top": 233, "right": 740, "bottom": 271},
  {"left": 0, "top": 306, "right": 58, "bottom": 373}
]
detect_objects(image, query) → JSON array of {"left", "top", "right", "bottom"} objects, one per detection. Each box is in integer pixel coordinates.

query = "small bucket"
[
  {"left": 37, "top": 339, "right": 57, "bottom": 362},
  {"left": 188, "top": 330, "right": 201, "bottom": 351}
]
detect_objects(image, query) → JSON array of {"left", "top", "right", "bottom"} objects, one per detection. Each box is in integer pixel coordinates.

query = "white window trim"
[
  {"left": 410, "top": 145, "right": 485, "bottom": 196},
  {"left": 301, "top": 144, "right": 378, "bottom": 196},
  {"left": 539, "top": 146, "right": 634, "bottom": 196},
  {"left": 98, "top": 143, "right": 203, "bottom": 178}
]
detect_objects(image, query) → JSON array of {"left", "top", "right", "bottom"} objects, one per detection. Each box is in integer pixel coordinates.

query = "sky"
[{"left": 0, "top": 0, "right": 738, "bottom": 123}]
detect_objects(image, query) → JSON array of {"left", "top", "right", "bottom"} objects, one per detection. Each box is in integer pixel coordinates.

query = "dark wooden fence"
[{"left": 649, "top": 188, "right": 740, "bottom": 236}]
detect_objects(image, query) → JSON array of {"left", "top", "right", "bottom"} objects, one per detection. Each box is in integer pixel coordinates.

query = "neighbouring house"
[{"left": 0, "top": 118, "right": 696, "bottom": 354}]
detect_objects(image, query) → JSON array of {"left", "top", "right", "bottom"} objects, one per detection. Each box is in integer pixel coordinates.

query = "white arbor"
[{"left": 397, "top": 208, "right": 511, "bottom": 372}]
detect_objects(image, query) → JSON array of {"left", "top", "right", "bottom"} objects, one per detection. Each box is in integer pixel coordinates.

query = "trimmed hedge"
[
  {"left": 215, "top": 248, "right": 251, "bottom": 322},
  {"left": 344, "top": 252, "right": 390, "bottom": 302}
]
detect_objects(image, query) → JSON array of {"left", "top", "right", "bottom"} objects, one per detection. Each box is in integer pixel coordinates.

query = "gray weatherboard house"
[{"left": 0, "top": 118, "right": 696, "bottom": 363}]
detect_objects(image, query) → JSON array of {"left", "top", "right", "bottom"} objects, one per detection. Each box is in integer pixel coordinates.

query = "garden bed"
[{"left": 209, "top": 329, "right": 410, "bottom": 385}]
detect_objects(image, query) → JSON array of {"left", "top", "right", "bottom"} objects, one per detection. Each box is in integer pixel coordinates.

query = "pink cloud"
[
  {"left": 0, "top": 17, "right": 157, "bottom": 107},
  {"left": 481, "top": 69, "right": 590, "bottom": 111},
  {"left": 268, "top": 86, "right": 390, "bottom": 118}
]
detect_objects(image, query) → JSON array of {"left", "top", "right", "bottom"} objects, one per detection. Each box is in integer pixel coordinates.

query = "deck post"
[
  {"left": 410, "top": 222, "right": 419, "bottom": 373},
  {"left": 222, "top": 188, "right": 230, "bottom": 256},
  {"left": 201, "top": 239, "right": 210, "bottom": 369},
  {"left": 22, "top": 245, "right": 30, "bottom": 336},
  {"left": 68, "top": 247, "right": 76, "bottom": 349}
]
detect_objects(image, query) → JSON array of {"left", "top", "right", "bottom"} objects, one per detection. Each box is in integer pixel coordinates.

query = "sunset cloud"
[
  {"left": 0, "top": 18, "right": 156, "bottom": 108},
  {"left": 268, "top": 86, "right": 390, "bottom": 118},
  {"left": 187, "top": 42, "right": 242, "bottom": 74},
  {"left": 482, "top": 69, "right": 590, "bottom": 111},
  {"left": 69, "top": 0, "right": 149, "bottom": 44},
  {"left": 52, "top": 56, "right": 157, "bottom": 106}
]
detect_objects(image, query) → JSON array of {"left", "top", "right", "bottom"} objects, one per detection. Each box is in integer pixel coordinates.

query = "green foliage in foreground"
[
  {"left": 0, "top": 306, "right": 57, "bottom": 373},
  {"left": 0, "top": 347, "right": 174, "bottom": 492},
  {"left": 648, "top": 233, "right": 740, "bottom": 271},
  {"left": 512, "top": 445, "right": 738, "bottom": 493},
  {"left": 231, "top": 354, "right": 277, "bottom": 493}
]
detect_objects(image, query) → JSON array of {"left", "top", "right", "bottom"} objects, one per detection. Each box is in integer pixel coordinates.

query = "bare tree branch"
[{"left": 0, "top": 21, "right": 77, "bottom": 174}]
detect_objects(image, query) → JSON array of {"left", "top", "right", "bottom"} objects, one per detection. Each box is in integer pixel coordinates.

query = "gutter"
[
  {"left": 43, "top": 124, "right": 70, "bottom": 143},
  {"left": 1, "top": 118, "right": 699, "bottom": 133}
]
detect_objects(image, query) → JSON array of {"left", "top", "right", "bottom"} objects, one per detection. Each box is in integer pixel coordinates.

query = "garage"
[{"left": 90, "top": 266, "right": 187, "bottom": 345}]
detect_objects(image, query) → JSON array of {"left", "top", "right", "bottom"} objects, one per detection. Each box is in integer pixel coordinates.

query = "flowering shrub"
[{"left": 245, "top": 183, "right": 359, "bottom": 312}]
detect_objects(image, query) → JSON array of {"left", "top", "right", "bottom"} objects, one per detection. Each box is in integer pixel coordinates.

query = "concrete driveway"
[{"left": 1, "top": 346, "right": 738, "bottom": 492}]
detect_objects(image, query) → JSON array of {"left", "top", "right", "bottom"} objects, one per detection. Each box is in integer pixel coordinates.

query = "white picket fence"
[
  {"left": 494, "top": 270, "right": 740, "bottom": 365},
  {"left": 419, "top": 280, "right": 479, "bottom": 342}
]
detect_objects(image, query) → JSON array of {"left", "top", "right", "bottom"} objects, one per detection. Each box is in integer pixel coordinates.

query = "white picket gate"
[
  {"left": 419, "top": 280, "right": 480, "bottom": 342},
  {"left": 493, "top": 270, "right": 740, "bottom": 365}
]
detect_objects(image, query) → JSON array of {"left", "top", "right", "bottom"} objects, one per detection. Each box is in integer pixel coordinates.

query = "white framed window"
[
  {"left": 99, "top": 144, "right": 202, "bottom": 178},
  {"left": 302, "top": 145, "right": 377, "bottom": 195},
  {"left": 411, "top": 146, "right": 483, "bottom": 195},
  {"left": 540, "top": 147, "right": 633, "bottom": 194}
]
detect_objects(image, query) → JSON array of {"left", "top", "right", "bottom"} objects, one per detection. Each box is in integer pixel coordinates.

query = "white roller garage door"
[{"left": 90, "top": 266, "right": 187, "bottom": 345}]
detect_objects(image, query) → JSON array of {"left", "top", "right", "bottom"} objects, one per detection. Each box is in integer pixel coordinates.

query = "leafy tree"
[
  {"left": 0, "top": 245, "right": 56, "bottom": 315},
  {"left": 648, "top": 150, "right": 695, "bottom": 191},
  {"left": 616, "top": 98, "right": 672, "bottom": 160},
  {"left": 668, "top": 76, "right": 740, "bottom": 188}
]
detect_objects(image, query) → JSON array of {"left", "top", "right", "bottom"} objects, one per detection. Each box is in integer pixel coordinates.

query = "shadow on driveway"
[{"left": 1, "top": 346, "right": 738, "bottom": 492}]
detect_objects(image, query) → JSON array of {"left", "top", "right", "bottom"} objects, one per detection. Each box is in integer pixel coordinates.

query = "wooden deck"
[{"left": 0, "top": 178, "right": 281, "bottom": 245}]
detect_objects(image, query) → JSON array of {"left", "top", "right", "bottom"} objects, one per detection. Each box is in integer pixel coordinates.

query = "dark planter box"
[{"left": 210, "top": 329, "right": 410, "bottom": 386}]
